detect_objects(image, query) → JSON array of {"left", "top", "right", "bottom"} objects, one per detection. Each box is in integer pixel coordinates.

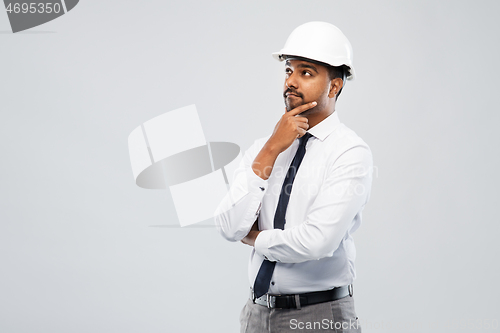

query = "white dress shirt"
[{"left": 214, "top": 111, "right": 373, "bottom": 294}]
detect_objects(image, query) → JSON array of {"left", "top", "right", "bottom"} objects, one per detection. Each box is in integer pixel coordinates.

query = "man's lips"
[{"left": 284, "top": 91, "right": 302, "bottom": 98}]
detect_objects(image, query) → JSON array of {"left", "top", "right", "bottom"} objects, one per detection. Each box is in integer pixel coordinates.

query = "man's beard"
[
  {"left": 284, "top": 88, "right": 304, "bottom": 112},
  {"left": 285, "top": 99, "right": 300, "bottom": 112}
]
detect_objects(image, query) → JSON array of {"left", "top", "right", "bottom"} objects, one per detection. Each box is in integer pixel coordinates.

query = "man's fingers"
[
  {"left": 297, "top": 128, "right": 307, "bottom": 137},
  {"left": 295, "top": 116, "right": 309, "bottom": 123},
  {"left": 288, "top": 101, "right": 317, "bottom": 116},
  {"left": 297, "top": 121, "right": 309, "bottom": 130}
]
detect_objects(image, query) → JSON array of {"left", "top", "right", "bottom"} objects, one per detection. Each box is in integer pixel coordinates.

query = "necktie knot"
[{"left": 299, "top": 132, "right": 312, "bottom": 148}]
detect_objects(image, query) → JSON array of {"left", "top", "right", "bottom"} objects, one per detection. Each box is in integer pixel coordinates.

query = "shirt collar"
[{"left": 306, "top": 111, "right": 341, "bottom": 142}]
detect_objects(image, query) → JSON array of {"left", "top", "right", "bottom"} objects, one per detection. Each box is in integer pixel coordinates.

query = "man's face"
[{"left": 283, "top": 59, "right": 331, "bottom": 113}]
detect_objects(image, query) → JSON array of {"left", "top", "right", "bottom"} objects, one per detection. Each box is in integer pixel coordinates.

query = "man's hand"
[
  {"left": 267, "top": 101, "right": 316, "bottom": 154},
  {"left": 251, "top": 101, "right": 316, "bottom": 180},
  {"left": 241, "top": 219, "right": 260, "bottom": 247}
]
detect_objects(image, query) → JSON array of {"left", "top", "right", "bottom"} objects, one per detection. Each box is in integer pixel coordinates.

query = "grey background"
[{"left": 1, "top": 0, "right": 499, "bottom": 332}]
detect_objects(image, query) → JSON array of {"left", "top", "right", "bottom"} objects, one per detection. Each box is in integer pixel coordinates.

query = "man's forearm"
[
  {"left": 252, "top": 142, "right": 281, "bottom": 180},
  {"left": 241, "top": 219, "right": 261, "bottom": 246}
]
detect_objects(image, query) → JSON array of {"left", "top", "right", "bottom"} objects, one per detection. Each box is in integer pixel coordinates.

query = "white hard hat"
[{"left": 273, "top": 21, "right": 355, "bottom": 80}]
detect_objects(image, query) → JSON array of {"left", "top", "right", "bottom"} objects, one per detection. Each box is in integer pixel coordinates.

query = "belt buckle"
[{"left": 266, "top": 294, "right": 276, "bottom": 308}]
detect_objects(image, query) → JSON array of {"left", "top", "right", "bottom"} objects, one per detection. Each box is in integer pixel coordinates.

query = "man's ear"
[{"left": 328, "top": 78, "right": 344, "bottom": 98}]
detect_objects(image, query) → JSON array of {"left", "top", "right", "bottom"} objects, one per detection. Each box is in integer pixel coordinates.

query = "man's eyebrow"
[
  {"left": 284, "top": 61, "right": 319, "bottom": 73},
  {"left": 297, "top": 63, "right": 318, "bottom": 73}
]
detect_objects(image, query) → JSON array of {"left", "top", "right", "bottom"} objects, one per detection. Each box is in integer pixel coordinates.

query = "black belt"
[{"left": 252, "top": 285, "right": 352, "bottom": 309}]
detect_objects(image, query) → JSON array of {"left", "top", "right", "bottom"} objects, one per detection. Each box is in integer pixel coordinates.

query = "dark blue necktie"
[{"left": 253, "top": 132, "right": 312, "bottom": 298}]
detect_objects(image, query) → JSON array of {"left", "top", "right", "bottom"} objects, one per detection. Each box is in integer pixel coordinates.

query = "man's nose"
[{"left": 285, "top": 73, "right": 298, "bottom": 89}]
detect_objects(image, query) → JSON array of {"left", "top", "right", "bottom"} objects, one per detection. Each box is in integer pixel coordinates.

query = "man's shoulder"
[
  {"left": 327, "top": 123, "right": 371, "bottom": 153},
  {"left": 319, "top": 123, "right": 373, "bottom": 171}
]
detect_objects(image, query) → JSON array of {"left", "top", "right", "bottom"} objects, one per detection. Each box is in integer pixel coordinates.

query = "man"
[{"left": 214, "top": 21, "right": 372, "bottom": 332}]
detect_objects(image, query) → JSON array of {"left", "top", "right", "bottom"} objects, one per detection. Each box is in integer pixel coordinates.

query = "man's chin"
[
  {"left": 286, "top": 101, "right": 314, "bottom": 113},
  {"left": 285, "top": 100, "right": 302, "bottom": 112}
]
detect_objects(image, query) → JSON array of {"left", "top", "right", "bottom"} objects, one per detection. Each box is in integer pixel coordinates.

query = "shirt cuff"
[
  {"left": 246, "top": 167, "right": 268, "bottom": 196},
  {"left": 254, "top": 229, "right": 278, "bottom": 262}
]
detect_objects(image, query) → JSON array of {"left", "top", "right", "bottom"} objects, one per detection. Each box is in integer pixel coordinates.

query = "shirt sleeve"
[
  {"left": 254, "top": 145, "right": 373, "bottom": 263},
  {"left": 214, "top": 139, "right": 269, "bottom": 242}
]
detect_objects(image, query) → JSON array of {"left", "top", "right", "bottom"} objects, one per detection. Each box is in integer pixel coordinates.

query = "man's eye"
[{"left": 303, "top": 71, "right": 312, "bottom": 76}]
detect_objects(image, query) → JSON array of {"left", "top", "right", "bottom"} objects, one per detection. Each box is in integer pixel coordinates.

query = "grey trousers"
[{"left": 240, "top": 295, "right": 361, "bottom": 333}]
